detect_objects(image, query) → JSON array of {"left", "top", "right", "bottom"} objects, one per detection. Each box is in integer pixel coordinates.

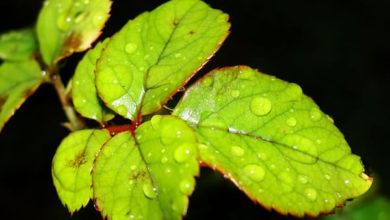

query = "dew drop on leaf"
[
  {"left": 230, "top": 146, "right": 245, "bottom": 157},
  {"left": 160, "top": 156, "right": 168, "bottom": 164},
  {"left": 93, "top": 14, "right": 104, "bottom": 27},
  {"left": 250, "top": 97, "right": 272, "bottom": 116},
  {"left": 174, "top": 144, "right": 192, "bottom": 163},
  {"left": 324, "top": 174, "right": 331, "bottom": 180},
  {"left": 286, "top": 117, "right": 297, "bottom": 127},
  {"left": 150, "top": 115, "right": 162, "bottom": 130},
  {"left": 244, "top": 164, "right": 265, "bottom": 182},
  {"left": 179, "top": 179, "right": 194, "bottom": 195},
  {"left": 304, "top": 188, "right": 318, "bottom": 201},
  {"left": 142, "top": 184, "right": 157, "bottom": 199},
  {"left": 309, "top": 108, "right": 322, "bottom": 121},
  {"left": 125, "top": 43, "right": 137, "bottom": 54},
  {"left": 231, "top": 90, "right": 240, "bottom": 98},
  {"left": 298, "top": 175, "right": 308, "bottom": 184},
  {"left": 57, "top": 14, "right": 72, "bottom": 31}
]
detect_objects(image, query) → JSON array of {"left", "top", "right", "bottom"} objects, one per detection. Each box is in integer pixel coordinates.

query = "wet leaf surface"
[
  {"left": 173, "top": 66, "right": 372, "bottom": 216},
  {"left": 95, "top": 0, "right": 230, "bottom": 120}
]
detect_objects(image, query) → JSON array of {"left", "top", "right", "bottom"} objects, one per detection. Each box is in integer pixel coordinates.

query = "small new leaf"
[
  {"left": 72, "top": 39, "right": 114, "bottom": 123},
  {"left": 93, "top": 115, "right": 199, "bottom": 220},
  {"left": 173, "top": 66, "right": 372, "bottom": 216},
  {"left": 52, "top": 129, "right": 111, "bottom": 213},
  {"left": 95, "top": 0, "right": 230, "bottom": 120},
  {"left": 36, "top": 0, "right": 112, "bottom": 65},
  {"left": 0, "top": 28, "right": 37, "bottom": 61},
  {"left": 0, "top": 60, "right": 44, "bottom": 132}
]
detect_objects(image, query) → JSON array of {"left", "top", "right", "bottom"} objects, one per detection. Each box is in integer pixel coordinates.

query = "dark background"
[{"left": 0, "top": 0, "right": 389, "bottom": 219}]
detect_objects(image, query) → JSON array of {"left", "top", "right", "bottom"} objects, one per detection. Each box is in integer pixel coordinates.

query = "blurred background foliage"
[{"left": 0, "top": 0, "right": 389, "bottom": 219}]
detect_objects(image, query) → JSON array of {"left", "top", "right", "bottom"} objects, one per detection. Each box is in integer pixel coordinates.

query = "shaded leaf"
[
  {"left": 0, "top": 28, "right": 37, "bottom": 61},
  {"left": 52, "top": 129, "right": 111, "bottom": 212},
  {"left": 173, "top": 66, "right": 372, "bottom": 216},
  {"left": 36, "top": 0, "right": 112, "bottom": 65},
  {"left": 93, "top": 115, "right": 199, "bottom": 220},
  {"left": 72, "top": 39, "right": 114, "bottom": 123},
  {"left": 96, "top": 0, "right": 230, "bottom": 120},
  {"left": 0, "top": 60, "right": 44, "bottom": 131}
]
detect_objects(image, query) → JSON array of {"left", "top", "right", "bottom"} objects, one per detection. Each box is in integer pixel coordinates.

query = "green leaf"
[
  {"left": 0, "top": 60, "right": 44, "bottom": 131},
  {"left": 0, "top": 28, "right": 37, "bottom": 61},
  {"left": 36, "top": 0, "right": 112, "bottom": 65},
  {"left": 93, "top": 115, "right": 199, "bottom": 220},
  {"left": 72, "top": 39, "right": 114, "bottom": 123},
  {"left": 173, "top": 66, "right": 372, "bottom": 216},
  {"left": 52, "top": 129, "right": 111, "bottom": 212},
  {"left": 96, "top": 0, "right": 230, "bottom": 120}
]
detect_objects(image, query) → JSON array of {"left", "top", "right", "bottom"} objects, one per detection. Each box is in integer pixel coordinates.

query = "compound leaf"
[
  {"left": 0, "top": 60, "right": 44, "bottom": 132},
  {"left": 93, "top": 115, "right": 199, "bottom": 220},
  {"left": 0, "top": 28, "right": 37, "bottom": 61},
  {"left": 95, "top": 0, "right": 229, "bottom": 120},
  {"left": 52, "top": 129, "right": 111, "bottom": 213},
  {"left": 36, "top": 0, "right": 112, "bottom": 65},
  {"left": 72, "top": 39, "right": 114, "bottom": 123},
  {"left": 173, "top": 66, "right": 372, "bottom": 216}
]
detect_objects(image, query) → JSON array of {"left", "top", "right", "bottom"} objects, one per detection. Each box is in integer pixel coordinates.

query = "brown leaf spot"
[
  {"left": 129, "top": 170, "right": 146, "bottom": 180},
  {"left": 172, "top": 19, "right": 179, "bottom": 27},
  {"left": 68, "top": 151, "right": 87, "bottom": 168},
  {"left": 0, "top": 96, "right": 7, "bottom": 108},
  {"left": 189, "top": 30, "right": 195, "bottom": 35}
]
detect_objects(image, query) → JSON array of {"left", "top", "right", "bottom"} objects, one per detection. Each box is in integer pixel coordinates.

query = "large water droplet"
[
  {"left": 125, "top": 43, "right": 137, "bottom": 54},
  {"left": 285, "top": 83, "right": 302, "bottom": 100},
  {"left": 304, "top": 188, "right": 317, "bottom": 201},
  {"left": 231, "top": 146, "right": 245, "bottom": 157},
  {"left": 309, "top": 108, "right": 322, "bottom": 121},
  {"left": 244, "top": 164, "right": 265, "bottom": 182},
  {"left": 286, "top": 117, "right": 297, "bottom": 127},
  {"left": 174, "top": 144, "right": 192, "bottom": 163},
  {"left": 150, "top": 115, "right": 162, "bottom": 130},
  {"left": 160, "top": 127, "right": 176, "bottom": 145},
  {"left": 161, "top": 157, "right": 168, "bottom": 164},
  {"left": 143, "top": 184, "right": 157, "bottom": 199},
  {"left": 250, "top": 97, "right": 272, "bottom": 116},
  {"left": 57, "top": 14, "right": 72, "bottom": 31},
  {"left": 179, "top": 179, "right": 194, "bottom": 195}
]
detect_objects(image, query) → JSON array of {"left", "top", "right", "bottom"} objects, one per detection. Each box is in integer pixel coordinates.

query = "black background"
[{"left": 0, "top": 0, "right": 389, "bottom": 219}]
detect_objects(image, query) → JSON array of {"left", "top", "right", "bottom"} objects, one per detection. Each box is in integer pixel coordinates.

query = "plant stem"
[{"left": 50, "top": 67, "right": 85, "bottom": 131}]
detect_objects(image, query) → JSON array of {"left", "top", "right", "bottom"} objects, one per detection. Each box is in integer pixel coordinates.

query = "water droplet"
[
  {"left": 231, "top": 90, "right": 240, "bottom": 98},
  {"left": 143, "top": 184, "right": 157, "bottom": 199},
  {"left": 285, "top": 83, "right": 302, "bottom": 100},
  {"left": 344, "top": 179, "right": 350, "bottom": 186},
  {"left": 150, "top": 115, "right": 162, "bottom": 130},
  {"left": 304, "top": 188, "right": 317, "bottom": 201},
  {"left": 298, "top": 175, "right": 308, "bottom": 184},
  {"left": 309, "top": 108, "right": 322, "bottom": 121},
  {"left": 231, "top": 146, "right": 245, "bottom": 157},
  {"left": 174, "top": 144, "right": 192, "bottom": 163},
  {"left": 57, "top": 14, "right": 72, "bottom": 31},
  {"left": 125, "top": 43, "right": 137, "bottom": 54},
  {"left": 165, "top": 168, "right": 172, "bottom": 174},
  {"left": 199, "top": 144, "right": 208, "bottom": 150},
  {"left": 130, "top": 165, "right": 137, "bottom": 170},
  {"left": 286, "top": 117, "right": 297, "bottom": 127},
  {"left": 324, "top": 174, "right": 331, "bottom": 180},
  {"left": 160, "top": 127, "right": 176, "bottom": 145},
  {"left": 250, "top": 97, "right": 272, "bottom": 116},
  {"left": 244, "top": 164, "right": 265, "bottom": 182},
  {"left": 161, "top": 157, "right": 168, "bottom": 164},
  {"left": 238, "top": 70, "right": 255, "bottom": 80},
  {"left": 174, "top": 53, "right": 182, "bottom": 58},
  {"left": 179, "top": 179, "right": 194, "bottom": 195},
  {"left": 93, "top": 14, "right": 104, "bottom": 27},
  {"left": 336, "top": 192, "right": 342, "bottom": 199}
]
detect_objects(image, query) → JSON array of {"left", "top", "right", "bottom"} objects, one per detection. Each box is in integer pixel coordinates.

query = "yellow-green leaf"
[
  {"left": 173, "top": 66, "right": 372, "bottom": 216},
  {"left": 52, "top": 129, "right": 111, "bottom": 212},
  {"left": 93, "top": 115, "right": 199, "bottom": 220},
  {"left": 95, "top": 0, "right": 230, "bottom": 120},
  {"left": 0, "top": 28, "right": 37, "bottom": 61},
  {"left": 36, "top": 0, "right": 112, "bottom": 65},
  {"left": 0, "top": 60, "right": 44, "bottom": 132},
  {"left": 72, "top": 39, "right": 114, "bottom": 123}
]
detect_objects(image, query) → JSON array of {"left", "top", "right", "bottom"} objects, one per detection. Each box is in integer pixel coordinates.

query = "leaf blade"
[
  {"left": 52, "top": 129, "right": 111, "bottom": 212},
  {"left": 36, "top": 0, "right": 112, "bottom": 64},
  {"left": 93, "top": 115, "right": 199, "bottom": 220},
  {"left": 0, "top": 60, "right": 44, "bottom": 132},
  {"left": 96, "top": 0, "right": 230, "bottom": 120},
  {"left": 0, "top": 28, "right": 37, "bottom": 61},
  {"left": 173, "top": 66, "right": 372, "bottom": 216},
  {"left": 72, "top": 39, "right": 114, "bottom": 123}
]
